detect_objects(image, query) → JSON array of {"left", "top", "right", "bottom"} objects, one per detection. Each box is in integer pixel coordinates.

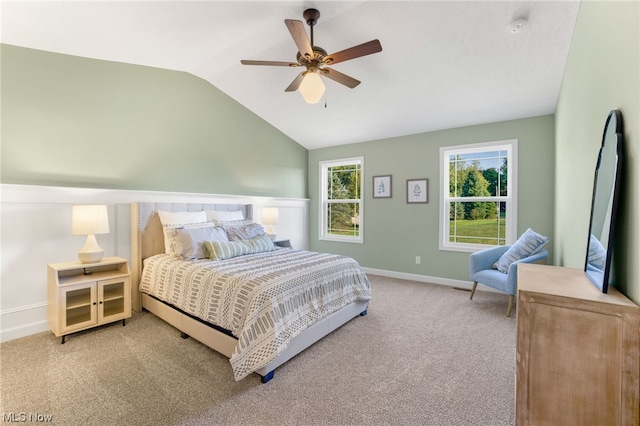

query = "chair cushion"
[
  {"left": 472, "top": 269, "right": 512, "bottom": 294},
  {"left": 494, "top": 228, "right": 549, "bottom": 273}
]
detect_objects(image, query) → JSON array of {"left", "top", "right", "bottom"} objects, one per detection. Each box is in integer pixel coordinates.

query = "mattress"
[{"left": 139, "top": 248, "right": 371, "bottom": 380}]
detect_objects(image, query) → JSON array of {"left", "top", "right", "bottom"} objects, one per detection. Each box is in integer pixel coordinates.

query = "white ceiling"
[{"left": 1, "top": 1, "right": 581, "bottom": 150}]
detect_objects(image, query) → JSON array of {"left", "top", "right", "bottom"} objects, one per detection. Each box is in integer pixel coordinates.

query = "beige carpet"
[{"left": 1, "top": 275, "right": 516, "bottom": 425}]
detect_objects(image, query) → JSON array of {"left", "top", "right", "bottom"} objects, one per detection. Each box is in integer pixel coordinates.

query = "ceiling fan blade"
[
  {"left": 321, "top": 67, "right": 361, "bottom": 89},
  {"left": 285, "top": 72, "right": 305, "bottom": 92},
  {"left": 241, "top": 60, "right": 299, "bottom": 67},
  {"left": 324, "top": 39, "right": 382, "bottom": 65},
  {"left": 285, "top": 19, "right": 313, "bottom": 59}
]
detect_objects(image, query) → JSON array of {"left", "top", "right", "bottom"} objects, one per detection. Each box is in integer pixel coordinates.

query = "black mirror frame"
[{"left": 584, "top": 110, "right": 623, "bottom": 293}]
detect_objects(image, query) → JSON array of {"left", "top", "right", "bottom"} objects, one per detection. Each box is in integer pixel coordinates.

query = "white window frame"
[
  {"left": 439, "top": 140, "right": 518, "bottom": 252},
  {"left": 319, "top": 156, "right": 364, "bottom": 244}
]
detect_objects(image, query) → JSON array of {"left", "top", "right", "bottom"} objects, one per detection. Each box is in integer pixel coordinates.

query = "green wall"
[
  {"left": 555, "top": 1, "right": 639, "bottom": 303},
  {"left": 0, "top": 44, "right": 308, "bottom": 198},
  {"left": 309, "top": 115, "right": 555, "bottom": 282}
]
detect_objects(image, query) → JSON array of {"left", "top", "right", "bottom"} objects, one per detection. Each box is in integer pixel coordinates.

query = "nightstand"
[
  {"left": 47, "top": 256, "right": 131, "bottom": 344},
  {"left": 274, "top": 239, "right": 292, "bottom": 248}
]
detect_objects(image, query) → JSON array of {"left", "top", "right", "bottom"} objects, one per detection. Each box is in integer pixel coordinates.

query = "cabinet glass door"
[
  {"left": 98, "top": 277, "right": 130, "bottom": 322},
  {"left": 62, "top": 283, "right": 96, "bottom": 332}
]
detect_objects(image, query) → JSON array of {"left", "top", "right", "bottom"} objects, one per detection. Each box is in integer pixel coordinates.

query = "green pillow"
[
  {"left": 205, "top": 234, "right": 275, "bottom": 261},
  {"left": 205, "top": 240, "right": 251, "bottom": 261}
]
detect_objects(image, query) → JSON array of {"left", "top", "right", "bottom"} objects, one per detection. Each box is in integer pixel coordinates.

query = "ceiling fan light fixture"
[{"left": 299, "top": 71, "right": 325, "bottom": 104}]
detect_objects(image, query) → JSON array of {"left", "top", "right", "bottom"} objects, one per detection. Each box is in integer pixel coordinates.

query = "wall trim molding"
[
  {"left": 0, "top": 301, "right": 47, "bottom": 316},
  {"left": 0, "top": 183, "right": 309, "bottom": 205},
  {"left": 0, "top": 303, "right": 49, "bottom": 342}
]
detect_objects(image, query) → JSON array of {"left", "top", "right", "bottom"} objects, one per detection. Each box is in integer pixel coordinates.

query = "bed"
[{"left": 130, "top": 202, "right": 371, "bottom": 382}]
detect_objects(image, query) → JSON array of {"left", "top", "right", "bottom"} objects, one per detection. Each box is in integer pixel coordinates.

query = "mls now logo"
[{"left": 2, "top": 412, "right": 53, "bottom": 422}]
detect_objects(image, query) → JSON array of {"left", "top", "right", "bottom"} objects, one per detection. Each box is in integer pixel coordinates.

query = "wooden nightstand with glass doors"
[{"left": 47, "top": 257, "right": 131, "bottom": 343}]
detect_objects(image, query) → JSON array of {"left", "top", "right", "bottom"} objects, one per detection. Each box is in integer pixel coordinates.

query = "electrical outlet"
[{"left": 415, "top": 256, "right": 421, "bottom": 265}]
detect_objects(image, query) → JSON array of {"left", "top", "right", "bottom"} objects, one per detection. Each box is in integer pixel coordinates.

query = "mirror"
[{"left": 585, "top": 110, "right": 623, "bottom": 293}]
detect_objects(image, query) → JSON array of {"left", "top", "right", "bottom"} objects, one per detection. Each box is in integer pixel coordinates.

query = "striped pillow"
[
  {"left": 247, "top": 233, "right": 276, "bottom": 252},
  {"left": 205, "top": 234, "right": 275, "bottom": 261},
  {"left": 493, "top": 228, "right": 549, "bottom": 273},
  {"left": 205, "top": 240, "right": 251, "bottom": 261}
]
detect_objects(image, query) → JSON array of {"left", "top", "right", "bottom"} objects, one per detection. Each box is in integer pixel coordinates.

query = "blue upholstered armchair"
[{"left": 469, "top": 245, "right": 548, "bottom": 317}]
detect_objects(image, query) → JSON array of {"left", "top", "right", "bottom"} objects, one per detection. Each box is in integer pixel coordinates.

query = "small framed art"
[
  {"left": 373, "top": 175, "right": 392, "bottom": 198},
  {"left": 407, "top": 179, "right": 428, "bottom": 203}
]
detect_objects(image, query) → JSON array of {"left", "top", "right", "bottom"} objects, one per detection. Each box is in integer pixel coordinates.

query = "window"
[
  {"left": 439, "top": 140, "right": 517, "bottom": 252},
  {"left": 319, "top": 157, "right": 364, "bottom": 243}
]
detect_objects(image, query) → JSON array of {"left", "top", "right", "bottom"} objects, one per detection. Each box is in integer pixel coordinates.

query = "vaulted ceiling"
[{"left": 1, "top": 1, "right": 581, "bottom": 149}]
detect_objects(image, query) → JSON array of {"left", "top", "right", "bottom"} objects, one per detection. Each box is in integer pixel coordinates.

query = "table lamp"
[
  {"left": 72, "top": 205, "right": 110, "bottom": 263},
  {"left": 262, "top": 207, "right": 279, "bottom": 241}
]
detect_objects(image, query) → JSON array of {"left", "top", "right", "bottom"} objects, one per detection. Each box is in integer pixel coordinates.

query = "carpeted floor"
[{"left": 0, "top": 275, "right": 516, "bottom": 425}]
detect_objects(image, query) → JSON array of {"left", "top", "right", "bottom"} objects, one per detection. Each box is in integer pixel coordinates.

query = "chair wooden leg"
[
  {"left": 470, "top": 282, "right": 478, "bottom": 300},
  {"left": 506, "top": 295, "right": 514, "bottom": 318}
]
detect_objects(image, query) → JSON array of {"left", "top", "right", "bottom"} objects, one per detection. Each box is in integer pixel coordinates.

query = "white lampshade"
[
  {"left": 72, "top": 205, "right": 110, "bottom": 263},
  {"left": 299, "top": 72, "right": 325, "bottom": 104},
  {"left": 262, "top": 207, "right": 279, "bottom": 240}
]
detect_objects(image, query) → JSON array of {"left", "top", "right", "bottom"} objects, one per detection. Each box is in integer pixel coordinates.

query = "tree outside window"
[
  {"left": 320, "top": 157, "right": 363, "bottom": 243},
  {"left": 440, "top": 141, "right": 517, "bottom": 251}
]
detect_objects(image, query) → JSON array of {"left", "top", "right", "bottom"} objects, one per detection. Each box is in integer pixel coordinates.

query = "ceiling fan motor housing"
[
  {"left": 303, "top": 8, "right": 320, "bottom": 27},
  {"left": 296, "top": 46, "right": 327, "bottom": 66}
]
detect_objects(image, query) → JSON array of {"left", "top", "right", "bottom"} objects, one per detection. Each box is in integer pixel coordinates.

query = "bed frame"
[{"left": 130, "top": 202, "right": 368, "bottom": 383}]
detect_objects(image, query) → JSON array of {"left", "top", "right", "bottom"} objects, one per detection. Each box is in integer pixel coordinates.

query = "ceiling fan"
[{"left": 240, "top": 8, "right": 382, "bottom": 104}]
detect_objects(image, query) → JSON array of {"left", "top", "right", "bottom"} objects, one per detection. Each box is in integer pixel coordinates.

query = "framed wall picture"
[
  {"left": 407, "top": 179, "right": 428, "bottom": 203},
  {"left": 373, "top": 175, "right": 392, "bottom": 198}
]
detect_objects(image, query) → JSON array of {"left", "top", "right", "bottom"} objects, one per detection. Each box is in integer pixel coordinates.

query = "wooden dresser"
[{"left": 516, "top": 264, "right": 640, "bottom": 426}]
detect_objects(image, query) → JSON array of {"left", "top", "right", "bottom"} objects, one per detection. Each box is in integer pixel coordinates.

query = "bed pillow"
[
  {"left": 163, "top": 222, "right": 216, "bottom": 254},
  {"left": 205, "top": 210, "right": 244, "bottom": 223},
  {"left": 226, "top": 222, "right": 266, "bottom": 241},
  {"left": 173, "top": 225, "right": 229, "bottom": 259},
  {"left": 205, "top": 234, "right": 275, "bottom": 261},
  {"left": 214, "top": 218, "right": 253, "bottom": 226},
  {"left": 246, "top": 233, "right": 276, "bottom": 253},
  {"left": 493, "top": 228, "right": 549, "bottom": 273},
  {"left": 205, "top": 239, "right": 251, "bottom": 261},
  {"left": 157, "top": 210, "right": 208, "bottom": 254}
]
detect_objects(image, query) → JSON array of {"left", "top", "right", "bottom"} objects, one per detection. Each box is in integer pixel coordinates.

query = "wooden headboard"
[{"left": 130, "top": 202, "right": 253, "bottom": 310}]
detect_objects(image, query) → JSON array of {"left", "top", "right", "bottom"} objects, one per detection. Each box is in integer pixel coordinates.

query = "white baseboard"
[
  {"left": 361, "top": 267, "right": 501, "bottom": 294},
  {"left": 1, "top": 303, "right": 49, "bottom": 342}
]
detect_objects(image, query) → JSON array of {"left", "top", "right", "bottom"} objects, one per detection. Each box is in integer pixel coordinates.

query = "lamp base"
[{"left": 78, "top": 235, "right": 104, "bottom": 264}]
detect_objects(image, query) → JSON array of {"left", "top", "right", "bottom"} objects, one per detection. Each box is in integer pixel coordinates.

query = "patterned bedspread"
[{"left": 139, "top": 249, "right": 371, "bottom": 380}]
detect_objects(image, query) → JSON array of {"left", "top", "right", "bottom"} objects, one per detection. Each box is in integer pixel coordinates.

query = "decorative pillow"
[
  {"left": 227, "top": 223, "right": 266, "bottom": 241},
  {"left": 157, "top": 210, "right": 208, "bottom": 254},
  {"left": 215, "top": 219, "right": 254, "bottom": 230},
  {"left": 493, "top": 228, "right": 549, "bottom": 273},
  {"left": 205, "top": 239, "right": 252, "bottom": 261},
  {"left": 173, "top": 225, "right": 228, "bottom": 259},
  {"left": 587, "top": 234, "right": 606, "bottom": 270},
  {"left": 205, "top": 210, "right": 244, "bottom": 223},
  {"left": 205, "top": 234, "right": 275, "bottom": 261},
  {"left": 163, "top": 222, "right": 217, "bottom": 254},
  {"left": 246, "top": 233, "right": 276, "bottom": 253}
]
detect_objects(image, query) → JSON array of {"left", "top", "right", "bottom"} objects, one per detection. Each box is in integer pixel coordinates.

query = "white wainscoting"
[{"left": 0, "top": 184, "right": 309, "bottom": 342}]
